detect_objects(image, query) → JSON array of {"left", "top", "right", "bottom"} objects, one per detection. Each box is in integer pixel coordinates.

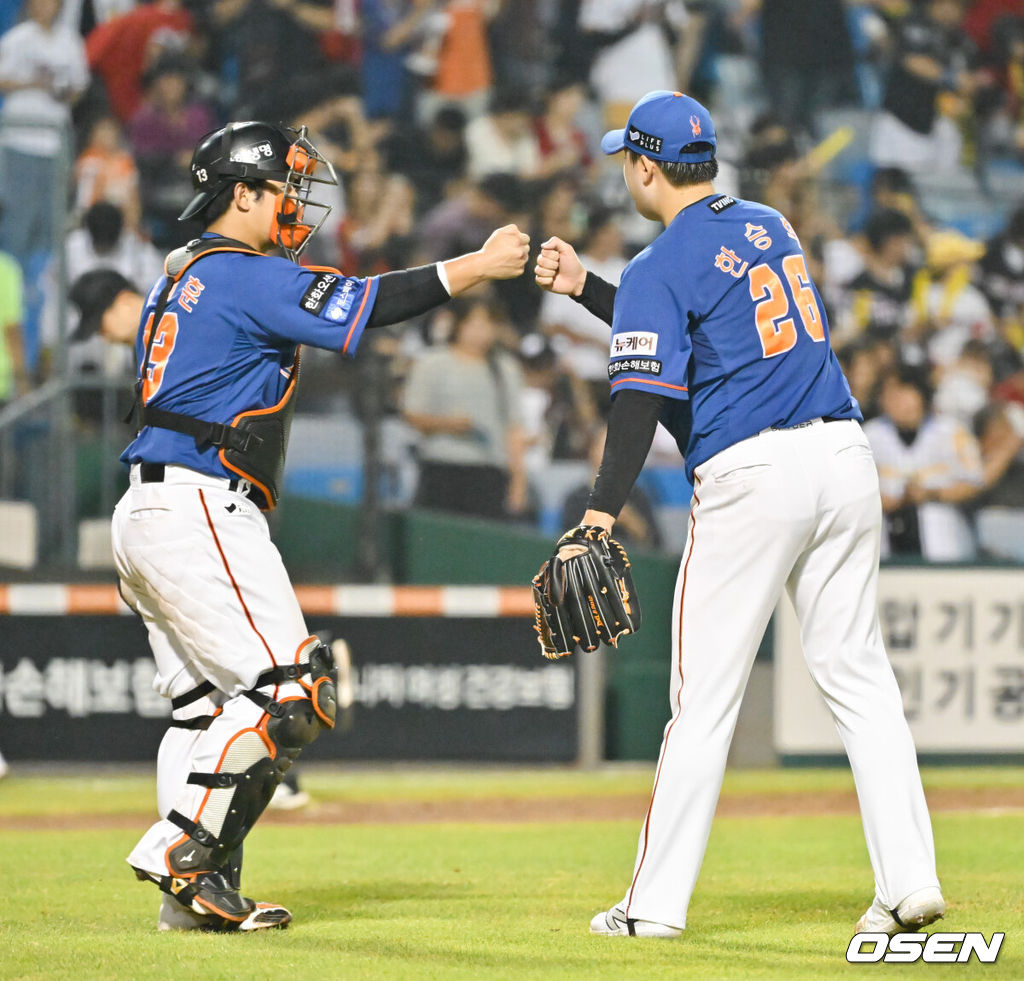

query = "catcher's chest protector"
[{"left": 134, "top": 238, "right": 300, "bottom": 510}]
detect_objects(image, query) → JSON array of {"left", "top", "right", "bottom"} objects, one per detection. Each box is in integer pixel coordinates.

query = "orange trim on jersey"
[
  {"left": 303, "top": 264, "right": 344, "bottom": 274},
  {"left": 198, "top": 488, "right": 276, "bottom": 671},
  {"left": 610, "top": 377, "right": 689, "bottom": 393},
  {"left": 216, "top": 350, "right": 301, "bottom": 511},
  {"left": 341, "top": 278, "right": 375, "bottom": 355},
  {"left": 626, "top": 475, "right": 701, "bottom": 917}
]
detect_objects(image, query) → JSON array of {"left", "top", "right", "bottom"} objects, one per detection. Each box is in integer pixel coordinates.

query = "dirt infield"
[{"left": 3, "top": 785, "right": 1023, "bottom": 833}]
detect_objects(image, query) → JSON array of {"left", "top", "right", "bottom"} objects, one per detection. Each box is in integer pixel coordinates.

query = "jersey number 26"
[{"left": 748, "top": 255, "right": 824, "bottom": 358}]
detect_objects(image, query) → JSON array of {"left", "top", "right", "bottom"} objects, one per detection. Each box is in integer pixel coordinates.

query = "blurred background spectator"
[{"left": 403, "top": 298, "right": 527, "bottom": 520}]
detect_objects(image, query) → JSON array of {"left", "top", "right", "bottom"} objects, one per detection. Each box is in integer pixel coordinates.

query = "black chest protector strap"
[{"left": 129, "top": 236, "right": 298, "bottom": 510}]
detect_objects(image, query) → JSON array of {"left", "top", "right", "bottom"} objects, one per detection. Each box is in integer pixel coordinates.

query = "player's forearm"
[
  {"left": 571, "top": 272, "right": 617, "bottom": 326},
  {"left": 587, "top": 389, "right": 667, "bottom": 518},
  {"left": 365, "top": 264, "right": 450, "bottom": 328}
]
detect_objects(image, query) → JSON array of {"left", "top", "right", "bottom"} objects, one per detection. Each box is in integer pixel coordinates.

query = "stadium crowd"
[{"left": 0, "top": 0, "right": 1022, "bottom": 563}]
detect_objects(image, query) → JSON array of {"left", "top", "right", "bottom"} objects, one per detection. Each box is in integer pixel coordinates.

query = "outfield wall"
[{"left": 1, "top": 566, "right": 1021, "bottom": 764}]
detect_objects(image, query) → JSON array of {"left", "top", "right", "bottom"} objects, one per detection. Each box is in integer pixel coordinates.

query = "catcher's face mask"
[{"left": 269, "top": 127, "right": 338, "bottom": 262}]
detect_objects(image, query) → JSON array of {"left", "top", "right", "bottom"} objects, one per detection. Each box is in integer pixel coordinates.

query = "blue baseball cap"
[{"left": 601, "top": 90, "right": 716, "bottom": 164}]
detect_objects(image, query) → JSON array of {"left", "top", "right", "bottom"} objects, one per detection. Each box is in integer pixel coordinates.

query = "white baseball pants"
[
  {"left": 112, "top": 465, "right": 312, "bottom": 877},
  {"left": 622, "top": 419, "right": 939, "bottom": 929}
]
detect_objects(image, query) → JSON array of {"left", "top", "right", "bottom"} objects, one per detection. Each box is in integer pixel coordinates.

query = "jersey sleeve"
[
  {"left": 239, "top": 258, "right": 380, "bottom": 357},
  {"left": 607, "top": 259, "right": 690, "bottom": 401}
]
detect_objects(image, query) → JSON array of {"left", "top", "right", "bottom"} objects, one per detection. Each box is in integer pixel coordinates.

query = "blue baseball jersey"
[
  {"left": 122, "top": 235, "right": 379, "bottom": 476},
  {"left": 608, "top": 193, "right": 860, "bottom": 480}
]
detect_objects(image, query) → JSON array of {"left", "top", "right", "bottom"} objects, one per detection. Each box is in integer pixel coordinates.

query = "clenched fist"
[
  {"left": 534, "top": 236, "right": 587, "bottom": 296},
  {"left": 479, "top": 224, "right": 531, "bottom": 280}
]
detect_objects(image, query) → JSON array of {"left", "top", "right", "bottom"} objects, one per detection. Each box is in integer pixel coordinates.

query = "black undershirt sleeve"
[
  {"left": 587, "top": 388, "right": 668, "bottom": 517},
  {"left": 365, "top": 264, "right": 450, "bottom": 329},
  {"left": 570, "top": 271, "right": 617, "bottom": 325}
]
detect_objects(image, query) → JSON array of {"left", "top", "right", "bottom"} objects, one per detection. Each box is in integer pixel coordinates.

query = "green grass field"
[{"left": 0, "top": 766, "right": 1021, "bottom": 980}]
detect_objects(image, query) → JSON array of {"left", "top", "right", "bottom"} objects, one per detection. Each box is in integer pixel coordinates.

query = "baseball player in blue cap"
[{"left": 535, "top": 91, "right": 944, "bottom": 938}]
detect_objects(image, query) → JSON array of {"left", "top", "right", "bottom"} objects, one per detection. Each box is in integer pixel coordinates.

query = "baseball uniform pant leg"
[
  {"left": 113, "top": 479, "right": 315, "bottom": 879},
  {"left": 785, "top": 422, "right": 939, "bottom": 908},
  {"left": 623, "top": 437, "right": 815, "bottom": 928}
]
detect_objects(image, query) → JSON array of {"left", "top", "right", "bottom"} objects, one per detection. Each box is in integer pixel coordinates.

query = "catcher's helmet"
[{"left": 179, "top": 120, "right": 337, "bottom": 261}]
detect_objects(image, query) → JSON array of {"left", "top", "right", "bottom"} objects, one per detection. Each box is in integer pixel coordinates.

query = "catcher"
[{"left": 113, "top": 120, "right": 528, "bottom": 932}]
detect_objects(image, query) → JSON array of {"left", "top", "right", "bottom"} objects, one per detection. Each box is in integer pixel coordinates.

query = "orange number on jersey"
[
  {"left": 748, "top": 263, "right": 797, "bottom": 358},
  {"left": 141, "top": 311, "right": 179, "bottom": 402},
  {"left": 782, "top": 254, "right": 824, "bottom": 342}
]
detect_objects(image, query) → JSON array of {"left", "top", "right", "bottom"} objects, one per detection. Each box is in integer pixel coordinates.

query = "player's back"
[{"left": 650, "top": 193, "right": 859, "bottom": 470}]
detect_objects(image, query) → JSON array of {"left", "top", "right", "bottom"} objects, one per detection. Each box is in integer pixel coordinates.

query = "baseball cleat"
[
  {"left": 157, "top": 893, "right": 292, "bottom": 932},
  {"left": 590, "top": 904, "right": 682, "bottom": 938},
  {"left": 855, "top": 886, "right": 946, "bottom": 936}
]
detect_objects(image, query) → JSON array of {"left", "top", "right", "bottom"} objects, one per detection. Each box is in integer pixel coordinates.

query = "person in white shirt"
[
  {"left": 0, "top": 0, "right": 89, "bottom": 266},
  {"left": 864, "top": 363, "right": 984, "bottom": 561}
]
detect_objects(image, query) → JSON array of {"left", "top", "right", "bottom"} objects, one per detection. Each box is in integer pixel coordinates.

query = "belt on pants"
[
  {"left": 133, "top": 462, "right": 254, "bottom": 499},
  {"left": 757, "top": 416, "right": 844, "bottom": 437}
]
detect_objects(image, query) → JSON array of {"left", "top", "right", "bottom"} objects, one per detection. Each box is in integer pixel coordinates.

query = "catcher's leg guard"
[{"left": 136, "top": 639, "right": 336, "bottom": 922}]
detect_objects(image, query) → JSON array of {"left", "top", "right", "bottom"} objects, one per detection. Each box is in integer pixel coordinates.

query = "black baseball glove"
[{"left": 532, "top": 525, "right": 642, "bottom": 659}]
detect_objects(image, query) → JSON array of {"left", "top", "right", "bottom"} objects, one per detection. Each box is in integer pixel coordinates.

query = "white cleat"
[
  {"left": 590, "top": 904, "right": 682, "bottom": 938},
  {"left": 855, "top": 886, "right": 946, "bottom": 936}
]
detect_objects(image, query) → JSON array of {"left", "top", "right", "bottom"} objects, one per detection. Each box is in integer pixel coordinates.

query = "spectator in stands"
[
  {"left": 0, "top": 207, "right": 26, "bottom": 404},
  {"left": 384, "top": 105, "right": 468, "bottom": 210},
  {"left": 865, "top": 363, "right": 984, "bottom": 561},
  {"left": 403, "top": 298, "right": 528, "bottom": 520},
  {"left": 834, "top": 209, "right": 919, "bottom": 347},
  {"left": 74, "top": 115, "right": 141, "bottom": 230},
  {"left": 911, "top": 228, "right": 994, "bottom": 366},
  {"left": 41, "top": 201, "right": 161, "bottom": 377},
  {"left": 128, "top": 53, "right": 217, "bottom": 248},
  {"left": 0, "top": 0, "right": 89, "bottom": 270},
  {"left": 415, "top": 173, "right": 524, "bottom": 265},
  {"left": 753, "top": 0, "right": 858, "bottom": 135},
  {"left": 211, "top": 0, "right": 350, "bottom": 121},
  {"left": 489, "top": 0, "right": 559, "bottom": 101},
  {"left": 870, "top": 0, "right": 982, "bottom": 173},
  {"left": 466, "top": 90, "right": 542, "bottom": 180},
  {"left": 532, "top": 77, "right": 594, "bottom": 180},
  {"left": 970, "top": 394, "right": 1024, "bottom": 560},
  {"left": 361, "top": 0, "right": 442, "bottom": 120},
  {"left": 85, "top": 0, "right": 194, "bottom": 124},
  {"left": 578, "top": 0, "right": 690, "bottom": 129},
  {"left": 418, "top": 0, "right": 496, "bottom": 124},
  {"left": 977, "top": 203, "right": 1024, "bottom": 353},
  {"left": 562, "top": 424, "right": 662, "bottom": 549},
  {"left": 837, "top": 335, "right": 891, "bottom": 423},
  {"left": 336, "top": 162, "right": 417, "bottom": 276}
]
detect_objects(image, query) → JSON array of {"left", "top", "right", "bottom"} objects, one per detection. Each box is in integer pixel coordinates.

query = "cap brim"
[
  {"left": 600, "top": 129, "right": 627, "bottom": 155},
  {"left": 178, "top": 190, "right": 213, "bottom": 221}
]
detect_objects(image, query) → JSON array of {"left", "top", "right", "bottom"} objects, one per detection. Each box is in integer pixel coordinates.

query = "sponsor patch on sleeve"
[
  {"left": 608, "top": 358, "right": 663, "bottom": 379},
  {"left": 611, "top": 331, "right": 659, "bottom": 357},
  {"left": 300, "top": 272, "right": 340, "bottom": 314},
  {"left": 708, "top": 195, "right": 737, "bottom": 214},
  {"left": 323, "top": 278, "right": 359, "bottom": 323}
]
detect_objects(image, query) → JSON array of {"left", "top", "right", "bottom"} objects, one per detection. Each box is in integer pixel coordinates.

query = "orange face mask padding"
[{"left": 271, "top": 192, "right": 310, "bottom": 249}]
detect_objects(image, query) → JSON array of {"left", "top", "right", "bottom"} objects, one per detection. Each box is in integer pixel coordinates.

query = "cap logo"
[
  {"left": 627, "top": 127, "right": 663, "bottom": 155},
  {"left": 690, "top": 114, "right": 702, "bottom": 138}
]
